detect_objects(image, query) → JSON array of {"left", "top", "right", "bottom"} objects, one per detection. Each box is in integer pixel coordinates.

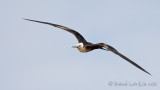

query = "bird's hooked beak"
[{"left": 72, "top": 45, "right": 79, "bottom": 48}]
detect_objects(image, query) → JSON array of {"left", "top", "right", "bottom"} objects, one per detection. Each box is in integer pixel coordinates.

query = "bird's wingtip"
[
  {"left": 148, "top": 72, "right": 152, "bottom": 76},
  {"left": 22, "top": 18, "right": 30, "bottom": 21}
]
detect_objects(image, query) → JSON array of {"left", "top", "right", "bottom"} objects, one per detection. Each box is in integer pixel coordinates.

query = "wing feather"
[
  {"left": 24, "top": 18, "right": 87, "bottom": 43},
  {"left": 87, "top": 43, "right": 151, "bottom": 75},
  {"left": 103, "top": 44, "right": 151, "bottom": 75}
]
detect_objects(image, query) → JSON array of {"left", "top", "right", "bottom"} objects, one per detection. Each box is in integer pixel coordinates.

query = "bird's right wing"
[
  {"left": 23, "top": 18, "right": 87, "bottom": 43},
  {"left": 103, "top": 43, "right": 151, "bottom": 75},
  {"left": 87, "top": 43, "right": 151, "bottom": 75}
]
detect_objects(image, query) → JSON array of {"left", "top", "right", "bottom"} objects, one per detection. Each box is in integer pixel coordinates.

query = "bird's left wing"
[{"left": 23, "top": 18, "right": 87, "bottom": 43}]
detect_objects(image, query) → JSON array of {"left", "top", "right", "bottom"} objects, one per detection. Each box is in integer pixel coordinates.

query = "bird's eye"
[{"left": 78, "top": 45, "right": 82, "bottom": 47}]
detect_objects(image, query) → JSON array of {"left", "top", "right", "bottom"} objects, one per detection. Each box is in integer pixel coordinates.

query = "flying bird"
[{"left": 24, "top": 18, "right": 151, "bottom": 75}]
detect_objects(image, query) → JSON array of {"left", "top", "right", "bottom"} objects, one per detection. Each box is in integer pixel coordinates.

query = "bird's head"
[{"left": 72, "top": 43, "right": 84, "bottom": 48}]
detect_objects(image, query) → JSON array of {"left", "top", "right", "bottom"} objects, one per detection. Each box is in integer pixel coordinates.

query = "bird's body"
[
  {"left": 77, "top": 43, "right": 90, "bottom": 52},
  {"left": 24, "top": 18, "right": 151, "bottom": 75}
]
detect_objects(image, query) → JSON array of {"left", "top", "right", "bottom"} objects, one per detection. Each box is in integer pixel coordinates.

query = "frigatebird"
[{"left": 24, "top": 18, "right": 151, "bottom": 75}]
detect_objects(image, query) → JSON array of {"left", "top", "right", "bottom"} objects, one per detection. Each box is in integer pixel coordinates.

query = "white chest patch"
[
  {"left": 77, "top": 43, "right": 84, "bottom": 48},
  {"left": 77, "top": 43, "right": 90, "bottom": 52}
]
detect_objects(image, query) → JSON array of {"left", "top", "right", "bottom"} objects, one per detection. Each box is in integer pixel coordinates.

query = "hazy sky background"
[{"left": 0, "top": 0, "right": 160, "bottom": 90}]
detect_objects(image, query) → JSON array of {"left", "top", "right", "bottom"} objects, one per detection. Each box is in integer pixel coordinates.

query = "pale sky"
[{"left": 0, "top": 0, "right": 160, "bottom": 90}]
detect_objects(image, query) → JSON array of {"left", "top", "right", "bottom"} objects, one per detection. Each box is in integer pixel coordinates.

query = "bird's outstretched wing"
[
  {"left": 23, "top": 18, "right": 87, "bottom": 43},
  {"left": 87, "top": 43, "right": 151, "bottom": 75}
]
